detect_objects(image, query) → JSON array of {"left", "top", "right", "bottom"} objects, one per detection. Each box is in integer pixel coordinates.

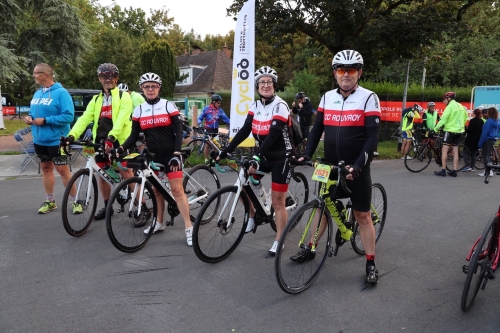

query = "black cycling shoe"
[
  {"left": 290, "top": 245, "right": 316, "bottom": 263},
  {"left": 434, "top": 170, "right": 446, "bottom": 177},
  {"left": 366, "top": 265, "right": 379, "bottom": 286},
  {"left": 94, "top": 207, "right": 113, "bottom": 220},
  {"left": 447, "top": 170, "right": 457, "bottom": 177}
]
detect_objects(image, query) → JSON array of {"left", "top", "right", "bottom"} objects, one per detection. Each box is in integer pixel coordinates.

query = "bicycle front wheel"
[
  {"left": 461, "top": 216, "right": 498, "bottom": 312},
  {"left": 106, "top": 177, "right": 157, "bottom": 253},
  {"left": 183, "top": 164, "right": 221, "bottom": 222},
  {"left": 192, "top": 186, "right": 249, "bottom": 263},
  {"left": 351, "top": 183, "right": 388, "bottom": 255},
  {"left": 404, "top": 143, "right": 432, "bottom": 173},
  {"left": 286, "top": 171, "right": 309, "bottom": 212},
  {"left": 275, "top": 200, "right": 332, "bottom": 294},
  {"left": 61, "top": 169, "right": 98, "bottom": 237},
  {"left": 184, "top": 139, "right": 205, "bottom": 167}
]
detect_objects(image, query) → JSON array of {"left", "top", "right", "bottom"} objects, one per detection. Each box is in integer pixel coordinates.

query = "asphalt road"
[{"left": 1, "top": 160, "right": 500, "bottom": 332}]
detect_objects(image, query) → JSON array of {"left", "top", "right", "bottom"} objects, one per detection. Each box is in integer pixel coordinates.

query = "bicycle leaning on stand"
[
  {"left": 274, "top": 159, "right": 387, "bottom": 294},
  {"left": 104, "top": 146, "right": 220, "bottom": 253},
  {"left": 461, "top": 163, "right": 500, "bottom": 312},
  {"left": 192, "top": 154, "right": 310, "bottom": 263}
]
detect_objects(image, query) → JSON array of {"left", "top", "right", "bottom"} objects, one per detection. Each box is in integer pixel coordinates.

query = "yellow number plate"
[
  {"left": 82, "top": 146, "right": 95, "bottom": 157},
  {"left": 311, "top": 164, "right": 331, "bottom": 183},
  {"left": 123, "top": 153, "right": 140, "bottom": 160}
]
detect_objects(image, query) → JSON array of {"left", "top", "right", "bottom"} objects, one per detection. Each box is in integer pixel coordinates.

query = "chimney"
[
  {"left": 222, "top": 43, "right": 232, "bottom": 59},
  {"left": 191, "top": 47, "right": 202, "bottom": 56}
]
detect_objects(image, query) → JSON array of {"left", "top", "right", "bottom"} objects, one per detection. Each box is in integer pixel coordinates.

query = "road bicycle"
[
  {"left": 192, "top": 155, "right": 310, "bottom": 263},
  {"left": 104, "top": 147, "right": 221, "bottom": 253},
  {"left": 60, "top": 139, "right": 131, "bottom": 237},
  {"left": 461, "top": 163, "right": 500, "bottom": 312},
  {"left": 184, "top": 127, "right": 229, "bottom": 167},
  {"left": 274, "top": 159, "right": 387, "bottom": 294},
  {"left": 404, "top": 131, "right": 470, "bottom": 173}
]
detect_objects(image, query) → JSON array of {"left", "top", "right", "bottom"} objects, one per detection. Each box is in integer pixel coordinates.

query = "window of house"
[{"left": 177, "top": 68, "right": 192, "bottom": 85}]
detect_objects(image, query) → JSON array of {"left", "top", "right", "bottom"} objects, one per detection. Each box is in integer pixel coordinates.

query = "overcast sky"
[{"left": 98, "top": 0, "right": 237, "bottom": 37}]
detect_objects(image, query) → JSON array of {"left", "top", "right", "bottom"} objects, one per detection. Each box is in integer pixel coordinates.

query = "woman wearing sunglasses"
[{"left": 118, "top": 72, "right": 193, "bottom": 246}]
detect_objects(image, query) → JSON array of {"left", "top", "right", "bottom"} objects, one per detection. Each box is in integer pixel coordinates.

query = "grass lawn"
[{"left": 0, "top": 117, "right": 29, "bottom": 136}]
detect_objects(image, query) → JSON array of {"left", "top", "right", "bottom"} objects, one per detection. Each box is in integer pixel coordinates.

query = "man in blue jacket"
[{"left": 23, "top": 63, "right": 75, "bottom": 214}]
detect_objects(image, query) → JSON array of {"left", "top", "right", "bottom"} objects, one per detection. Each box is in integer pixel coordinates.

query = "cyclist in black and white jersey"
[
  {"left": 298, "top": 50, "right": 381, "bottom": 286},
  {"left": 217, "top": 66, "right": 295, "bottom": 255},
  {"left": 118, "top": 72, "right": 193, "bottom": 246}
]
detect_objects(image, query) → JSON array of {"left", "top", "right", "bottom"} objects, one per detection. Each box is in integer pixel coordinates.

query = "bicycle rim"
[
  {"left": 461, "top": 216, "right": 498, "bottom": 312},
  {"left": 106, "top": 177, "right": 157, "bottom": 253},
  {"left": 193, "top": 186, "right": 248, "bottom": 263},
  {"left": 61, "top": 169, "right": 98, "bottom": 237},
  {"left": 404, "top": 144, "right": 431, "bottom": 173},
  {"left": 275, "top": 200, "right": 331, "bottom": 294},
  {"left": 351, "top": 183, "right": 388, "bottom": 255}
]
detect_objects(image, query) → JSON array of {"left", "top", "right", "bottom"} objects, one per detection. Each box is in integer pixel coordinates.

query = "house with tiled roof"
[{"left": 174, "top": 46, "right": 232, "bottom": 100}]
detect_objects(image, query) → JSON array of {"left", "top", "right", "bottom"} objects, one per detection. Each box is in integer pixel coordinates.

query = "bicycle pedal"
[{"left": 462, "top": 265, "right": 469, "bottom": 274}]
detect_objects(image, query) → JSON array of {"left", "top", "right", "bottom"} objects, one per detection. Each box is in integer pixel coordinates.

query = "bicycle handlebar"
[{"left": 305, "top": 159, "right": 352, "bottom": 195}]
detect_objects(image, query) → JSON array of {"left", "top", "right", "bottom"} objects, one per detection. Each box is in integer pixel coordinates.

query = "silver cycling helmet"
[
  {"left": 427, "top": 102, "right": 435, "bottom": 107},
  {"left": 254, "top": 66, "right": 278, "bottom": 85},
  {"left": 139, "top": 72, "right": 162, "bottom": 86},
  {"left": 332, "top": 50, "right": 364, "bottom": 69},
  {"left": 117, "top": 83, "right": 128, "bottom": 92}
]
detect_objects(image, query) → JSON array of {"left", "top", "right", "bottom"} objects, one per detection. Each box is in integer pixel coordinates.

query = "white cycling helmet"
[
  {"left": 254, "top": 66, "right": 278, "bottom": 85},
  {"left": 427, "top": 102, "right": 435, "bottom": 107},
  {"left": 117, "top": 83, "right": 128, "bottom": 92},
  {"left": 139, "top": 72, "right": 162, "bottom": 86},
  {"left": 414, "top": 104, "right": 423, "bottom": 112},
  {"left": 332, "top": 50, "right": 364, "bottom": 69}
]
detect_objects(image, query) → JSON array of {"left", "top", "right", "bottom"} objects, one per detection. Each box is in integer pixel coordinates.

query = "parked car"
[{"left": 66, "top": 89, "right": 100, "bottom": 128}]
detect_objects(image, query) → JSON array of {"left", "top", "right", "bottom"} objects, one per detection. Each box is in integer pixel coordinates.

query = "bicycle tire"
[
  {"left": 351, "top": 183, "right": 388, "bottom": 255},
  {"left": 105, "top": 177, "right": 157, "bottom": 253},
  {"left": 286, "top": 171, "right": 309, "bottom": 212},
  {"left": 461, "top": 216, "right": 498, "bottom": 312},
  {"left": 61, "top": 169, "right": 98, "bottom": 237},
  {"left": 404, "top": 143, "right": 432, "bottom": 173},
  {"left": 183, "top": 164, "right": 221, "bottom": 223},
  {"left": 475, "top": 150, "right": 485, "bottom": 170},
  {"left": 192, "top": 186, "right": 249, "bottom": 263},
  {"left": 275, "top": 200, "right": 332, "bottom": 294},
  {"left": 184, "top": 138, "right": 205, "bottom": 167},
  {"left": 445, "top": 144, "right": 470, "bottom": 172}
]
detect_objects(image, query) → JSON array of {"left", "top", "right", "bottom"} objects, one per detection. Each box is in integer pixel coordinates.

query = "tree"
[
  {"left": 228, "top": 0, "right": 489, "bottom": 70},
  {"left": 140, "top": 39, "right": 180, "bottom": 98}
]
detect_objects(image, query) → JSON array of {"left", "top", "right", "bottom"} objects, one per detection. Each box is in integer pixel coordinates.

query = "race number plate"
[
  {"left": 311, "top": 164, "right": 331, "bottom": 183},
  {"left": 123, "top": 153, "right": 140, "bottom": 160},
  {"left": 82, "top": 146, "right": 95, "bottom": 157}
]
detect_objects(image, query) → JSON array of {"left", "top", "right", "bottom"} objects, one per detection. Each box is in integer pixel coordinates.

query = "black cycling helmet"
[
  {"left": 211, "top": 94, "right": 222, "bottom": 102},
  {"left": 97, "top": 63, "right": 119, "bottom": 77},
  {"left": 295, "top": 92, "right": 306, "bottom": 100}
]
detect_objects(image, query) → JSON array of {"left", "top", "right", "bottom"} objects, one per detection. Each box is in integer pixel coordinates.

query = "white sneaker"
[
  {"left": 478, "top": 171, "right": 494, "bottom": 177},
  {"left": 269, "top": 240, "right": 279, "bottom": 256},
  {"left": 144, "top": 222, "right": 165, "bottom": 234},
  {"left": 245, "top": 218, "right": 255, "bottom": 233},
  {"left": 185, "top": 227, "right": 193, "bottom": 247}
]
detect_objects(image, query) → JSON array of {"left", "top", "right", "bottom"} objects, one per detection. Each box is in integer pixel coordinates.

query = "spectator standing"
[
  {"left": 478, "top": 107, "right": 499, "bottom": 177},
  {"left": 24, "top": 63, "right": 76, "bottom": 214},
  {"left": 291, "top": 92, "right": 314, "bottom": 139},
  {"left": 462, "top": 108, "right": 483, "bottom": 172}
]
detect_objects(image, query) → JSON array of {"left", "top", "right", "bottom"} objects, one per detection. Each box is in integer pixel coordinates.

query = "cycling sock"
[
  {"left": 47, "top": 193, "right": 54, "bottom": 201},
  {"left": 69, "top": 194, "right": 76, "bottom": 202},
  {"left": 366, "top": 254, "right": 375, "bottom": 266}
]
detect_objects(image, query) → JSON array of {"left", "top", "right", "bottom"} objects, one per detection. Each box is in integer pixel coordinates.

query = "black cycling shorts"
[
  {"left": 34, "top": 143, "right": 67, "bottom": 165},
  {"left": 255, "top": 159, "right": 291, "bottom": 192},
  {"left": 152, "top": 154, "right": 183, "bottom": 180},
  {"left": 329, "top": 165, "right": 372, "bottom": 212},
  {"left": 443, "top": 132, "right": 461, "bottom": 146}
]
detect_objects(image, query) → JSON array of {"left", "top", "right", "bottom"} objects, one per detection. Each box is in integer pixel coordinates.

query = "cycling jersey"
[
  {"left": 121, "top": 98, "right": 183, "bottom": 156},
  {"left": 435, "top": 100, "right": 467, "bottom": 133},
  {"left": 198, "top": 104, "right": 230, "bottom": 130},
  {"left": 401, "top": 108, "right": 420, "bottom": 131},
  {"left": 305, "top": 86, "right": 381, "bottom": 169},
  {"left": 422, "top": 110, "right": 439, "bottom": 131},
  {"left": 225, "top": 95, "right": 293, "bottom": 162}
]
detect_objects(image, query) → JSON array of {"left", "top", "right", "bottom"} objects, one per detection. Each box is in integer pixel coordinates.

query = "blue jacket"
[
  {"left": 29, "top": 82, "right": 74, "bottom": 146},
  {"left": 198, "top": 104, "right": 230, "bottom": 129},
  {"left": 478, "top": 117, "right": 499, "bottom": 148}
]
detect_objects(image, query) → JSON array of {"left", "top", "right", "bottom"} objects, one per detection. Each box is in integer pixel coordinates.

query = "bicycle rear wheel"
[
  {"left": 106, "top": 177, "right": 157, "bottom": 253},
  {"left": 275, "top": 200, "right": 332, "bottom": 294},
  {"left": 404, "top": 143, "right": 432, "bottom": 173},
  {"left": 61, "top": 169, "right": 98, "bottom": 237},
  {"left": 184, "top": 139, "right": 205, "bottom": 167},
  {"left": 192, "top": 186, "right": 249, "bottom": 263},
  {"left": 461, "top": 216, "right": 498, "bottom": 312},
  {"left": 183, "top": 164, "right": 221, "bottom": 222},
  {"left": 475, "top": 150, "right": 485, "bottom": 170},
  {"left": 445, "top": 144, "right": 470, "bottom": 172},
  {"left": 351, "top": 183, "right": 388, "bottom": 255}
]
